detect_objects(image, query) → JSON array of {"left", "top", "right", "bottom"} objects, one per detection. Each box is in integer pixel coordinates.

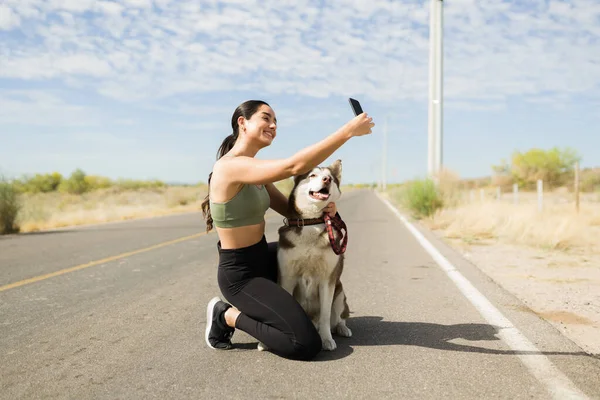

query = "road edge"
[{"left": 374, "top": 190, "right": 590, "bottom": 400}]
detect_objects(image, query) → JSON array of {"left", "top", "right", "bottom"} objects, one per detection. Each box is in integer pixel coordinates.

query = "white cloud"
[
  {"left": 47, "top": 0, "right": 96, "bottom": 13},
  {"left": 0, "top": 0, "right": 598, "bottom": 110},
  {"left": 446, "top": 100, "right": 505, "bottom": 112},
  {"left": 3, "top": 0, "right": 43, "bottom": 20},
  {"left": 0, "top": 4, "right": 21, "bottom": 30},
  {"left": 95, "top": 1, "right": 125, "bottom": 16},
  {"left": 123, "top": 0, "right": 153, "bottom": 9},
  {"left": 56, "top": 54, "right": 113, "bottom": 78}
]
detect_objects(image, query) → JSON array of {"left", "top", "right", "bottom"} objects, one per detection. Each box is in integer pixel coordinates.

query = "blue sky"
[{"left": 0, "top": 0, "right": 599, "bottom": 185}]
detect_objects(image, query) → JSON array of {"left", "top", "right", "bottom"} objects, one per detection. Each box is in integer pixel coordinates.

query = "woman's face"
[{"left": 240, "top": 105, "right": 277, "bottom": 147}]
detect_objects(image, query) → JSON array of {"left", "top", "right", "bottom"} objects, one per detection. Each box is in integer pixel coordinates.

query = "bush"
[
  {"left": 59, "top": 169, "right": 90, "bottom": 195},
  {"left": 85, "top": 175, "right": 113, "bottom": 190},
  {"left": 13, "top": 172, "right": 62, "bottom": 193},
  {"left": 580, "top": 168, "right": 600, "bottom": 192},
  {"left": 401, "top": 178, "right": 444, "bottom": 218},
  {"left": 114, "top": 179, "right": 166, "bottom": 191},
  {"left": 0, "top": 178, "right": 21, "bottom": 234},
  {"left": 498, "top": 147, "right": 581, "bottom": 190}
]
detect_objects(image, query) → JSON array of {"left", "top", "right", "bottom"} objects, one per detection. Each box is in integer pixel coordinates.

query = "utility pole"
[{"left": 428, "top": 0, "right": 443, "bottom": 179}]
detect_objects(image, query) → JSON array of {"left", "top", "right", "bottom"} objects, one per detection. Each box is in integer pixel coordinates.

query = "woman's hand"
[
  {"left": 347, "top": 113, "right": 375, "bottom": 137},
  {"left": 323, "top": 202, "right": 337, "bottom": 217}
]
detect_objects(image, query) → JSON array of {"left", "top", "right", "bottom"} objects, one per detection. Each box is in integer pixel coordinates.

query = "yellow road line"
[{"left": 0, "top": 231, "right": 209, "bottom": 293}]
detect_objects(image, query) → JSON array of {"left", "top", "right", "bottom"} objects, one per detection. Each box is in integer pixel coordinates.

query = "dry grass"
[
  {"left": 426, "top": 199, "right": 600, "bottom": 252},
  {"left": 16, "top": 186, "right": 207, "bottom": 232},
  {"left": 386, "top": 169, "right": 600, "bottom": 254},
  {"left": 11, "top": 179, "right": 300, "bottom": 233}
]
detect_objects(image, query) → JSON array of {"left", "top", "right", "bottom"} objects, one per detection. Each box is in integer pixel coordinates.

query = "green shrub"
[
  {"left": 401, "top": 178, "right": 444, "bottom": 218},
  {"left": 9, "top": 169, "right": 176, "bottom": 194},
  {"left": 59, "top": 169, "right": 90, "bottom": 195},
  {"left": 493, "top": 147, "right": 581, "bottom": 190},
  {"left": 13, "top": 172, "right": 62, "bottom": 193},
  {"left": 114, "top": 179, "right": 166, "bottom": 191},
  {"left": 0, "top": 178, "right": 21, "bottom": 234},
  {"left": 85, "top": 175, "right": 113, "bottom": 190}
]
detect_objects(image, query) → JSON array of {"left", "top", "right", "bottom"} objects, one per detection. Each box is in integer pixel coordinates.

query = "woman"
[{"left": 201, "top": 99, "right": 374, "bottom": 361}]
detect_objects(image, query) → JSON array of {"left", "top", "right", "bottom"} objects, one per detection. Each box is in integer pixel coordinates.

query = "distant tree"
[
  {"left": 495, "top": 147, "right": 581, "bottom": 190},
  {"left": 59, "top": 169, "right": 90, "bottom": 194},
  {"left": 16, "top": 172, "right": 63, "bottom": 193}
]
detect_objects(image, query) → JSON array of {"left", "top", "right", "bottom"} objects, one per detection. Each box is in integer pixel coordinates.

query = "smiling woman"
[{"left": 200, "top": 99, "right": 374, "bottom": 360}]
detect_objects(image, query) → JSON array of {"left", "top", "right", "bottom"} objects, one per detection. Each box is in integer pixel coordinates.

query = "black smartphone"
[{"left": 348, "top": 98, "right": 363, "bottom": 116}]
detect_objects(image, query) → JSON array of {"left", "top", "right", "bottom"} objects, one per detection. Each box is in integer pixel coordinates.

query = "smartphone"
[{"left": 348, "top": 98, "right": 364, "bottom": 116}]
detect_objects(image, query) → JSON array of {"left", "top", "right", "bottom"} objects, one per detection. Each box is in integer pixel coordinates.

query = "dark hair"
[{"left": 201, "top": 100, "right": 270, "bottom": 232}]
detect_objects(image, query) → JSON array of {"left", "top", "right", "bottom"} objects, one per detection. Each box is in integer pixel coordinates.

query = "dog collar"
[
  {"left": 282, "top": 213, "right": 348, "bottom": 255},
  {"left": 282, "top": 217, "right": 325, "bottom": 227}
]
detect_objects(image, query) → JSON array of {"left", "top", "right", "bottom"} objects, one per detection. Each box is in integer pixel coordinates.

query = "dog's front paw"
[
  {"left": 322, "top": 337, "right": 337, "bottom": 351},
  {"left": 335, "top": 324, "right": 352, "bottom": 338},
  {"left": 257, "top": 342, "right": 268, "bottom": 351}
]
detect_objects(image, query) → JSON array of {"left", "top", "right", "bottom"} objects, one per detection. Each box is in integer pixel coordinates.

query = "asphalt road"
[{"left": 1, "top": 189, "right": 599, "bottom": 399}]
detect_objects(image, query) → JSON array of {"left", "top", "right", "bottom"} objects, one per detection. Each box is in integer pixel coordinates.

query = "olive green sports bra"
[{"left": 209, "top": 183, "right": 270, "bottom": 228}]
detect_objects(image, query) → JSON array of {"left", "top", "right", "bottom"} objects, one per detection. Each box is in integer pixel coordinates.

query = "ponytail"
[
  {"left": 201, "top": 133, "right": 238, "bottom": 232},
  {"left": 201, "top": 100, "right": 270, "bottom": 233}
]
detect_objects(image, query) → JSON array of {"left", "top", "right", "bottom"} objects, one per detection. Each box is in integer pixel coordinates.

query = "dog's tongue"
[{"left": 314, "top": 192, "right": 329, "bottom": 200}]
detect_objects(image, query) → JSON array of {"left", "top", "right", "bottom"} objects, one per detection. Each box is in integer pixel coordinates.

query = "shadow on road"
[{"left": 313, "top": 316, "right": 597, "bottom": 362}]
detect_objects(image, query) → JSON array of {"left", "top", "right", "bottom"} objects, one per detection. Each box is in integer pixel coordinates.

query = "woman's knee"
[
  {"left": 290, "top": 328, "right": 322, "bottom": 361},
  {"left": 293, "top": 341, "right": 322, "bottom": 361}
]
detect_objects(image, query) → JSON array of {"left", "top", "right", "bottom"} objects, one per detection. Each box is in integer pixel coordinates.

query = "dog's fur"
[{"left": 275, "top": 159, "right": 351, "bottom": 351}]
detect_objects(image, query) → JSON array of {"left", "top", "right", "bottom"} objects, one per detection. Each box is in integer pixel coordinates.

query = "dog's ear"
[{"left": 329, "top": 159, "right": 342, "bottom": 185}]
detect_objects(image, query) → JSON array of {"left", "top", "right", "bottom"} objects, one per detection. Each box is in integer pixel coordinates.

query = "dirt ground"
[{"left": 434, "top": 233, "right": 600, "bottom": 356}]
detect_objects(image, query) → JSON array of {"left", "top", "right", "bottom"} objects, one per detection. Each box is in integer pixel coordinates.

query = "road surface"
[{"left": 1, "top": 190, "right": 599, "bottom": 399}]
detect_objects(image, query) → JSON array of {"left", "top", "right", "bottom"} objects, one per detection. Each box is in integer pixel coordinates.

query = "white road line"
[{"left": 375, "top": 191, "right": 589, "bottom": 400}]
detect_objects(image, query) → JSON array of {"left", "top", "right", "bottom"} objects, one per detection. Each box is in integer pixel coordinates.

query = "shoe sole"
[{"left": 205, "top": 296, "right": 221, "bottom": 350}]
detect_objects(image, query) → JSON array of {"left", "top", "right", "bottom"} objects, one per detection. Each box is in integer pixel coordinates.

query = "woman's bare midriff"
[{"left": 215, "top": 221, "right": 266, "bottom": 249}]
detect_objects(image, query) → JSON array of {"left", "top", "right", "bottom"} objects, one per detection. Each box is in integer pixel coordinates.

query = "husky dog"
[{"left": 276, "top": 159, "right": 351, "bottom": 351}]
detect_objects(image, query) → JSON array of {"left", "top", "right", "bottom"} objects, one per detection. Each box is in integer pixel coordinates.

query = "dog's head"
[{"left": 288, "top": 159, "right": 342, "bottom": 218}]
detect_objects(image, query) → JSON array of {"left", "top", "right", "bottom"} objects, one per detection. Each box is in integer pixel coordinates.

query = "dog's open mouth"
[{"left": 309, "top": 188, "right": 330, "bottom": 201}]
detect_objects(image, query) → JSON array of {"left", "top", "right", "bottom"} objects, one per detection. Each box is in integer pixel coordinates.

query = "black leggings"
[{"left": 217, "top": 236, "right": 322, "bottom": 361}]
